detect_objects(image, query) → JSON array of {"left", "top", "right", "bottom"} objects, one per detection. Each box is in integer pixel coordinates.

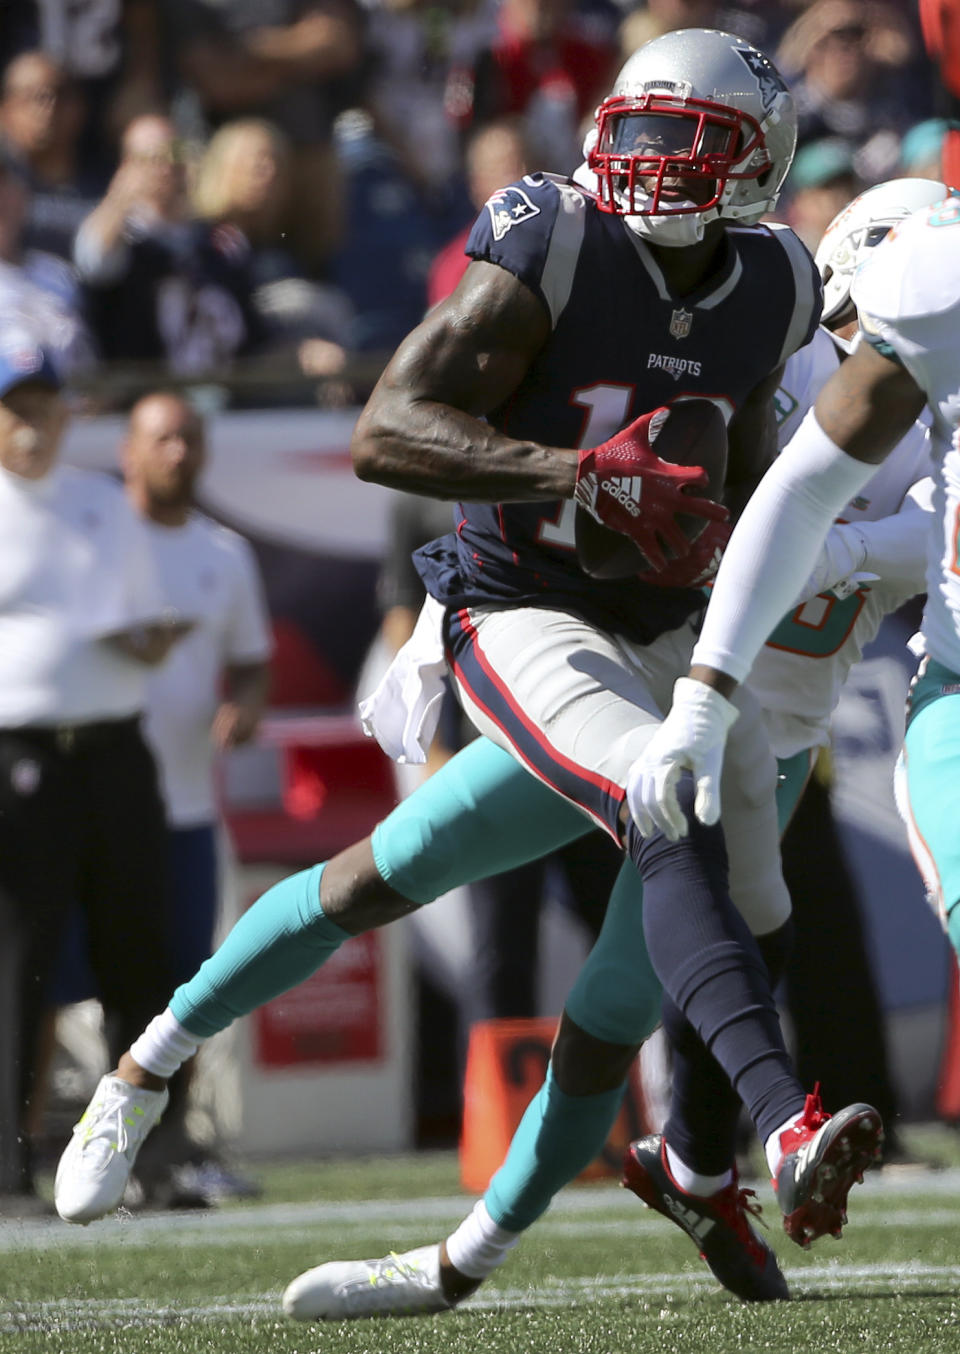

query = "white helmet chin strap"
[
  {"left": 622, "top": 204, "right": 715, "bottom": 247},
  {"left": 573, "top": 155, "right": 725, "bottom": 247}
]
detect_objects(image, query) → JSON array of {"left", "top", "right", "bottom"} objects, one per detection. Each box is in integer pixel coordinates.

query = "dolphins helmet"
[
  {"left": 815, "top": 177, "right": 954, "bottom": 325},
  {"left": 587, "top": 28, "right": 797, "bottom": 247}
]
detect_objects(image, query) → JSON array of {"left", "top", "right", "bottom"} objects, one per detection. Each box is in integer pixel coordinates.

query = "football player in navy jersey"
[
  {"left": 55, "top": 27, "right": 882, "bottom": 1313},
  {"left": 347, "top": 22, "right": 882, "bottom": 1257}
]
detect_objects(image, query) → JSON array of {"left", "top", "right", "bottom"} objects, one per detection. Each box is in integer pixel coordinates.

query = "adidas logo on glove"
[{"left": 599, "top": 477, "right": 643, "bottom": 516}]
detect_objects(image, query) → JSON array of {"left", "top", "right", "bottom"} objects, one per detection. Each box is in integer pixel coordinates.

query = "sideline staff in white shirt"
[
  {"left": 0, "top": 345, "right": 187, "bottom": 1214},
  {"left": 45, "top": 394, "right": 273, "bottom": 1205},
  {"left": 125, "top": 393, "right": 273, "bottom": 849},
  {"left": 119, "top": 392, "right": 272, "bottom": 1199}
]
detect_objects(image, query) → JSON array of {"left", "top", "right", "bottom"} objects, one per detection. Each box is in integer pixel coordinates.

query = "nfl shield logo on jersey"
[
  {"left": 669, "top": 308, "right": 693, "bottom": 340},
  {"left": 487, "top": 187, "right": 541, "bottom": 242}
]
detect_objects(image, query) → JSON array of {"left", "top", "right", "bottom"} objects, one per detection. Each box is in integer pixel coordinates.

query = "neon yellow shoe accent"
[{"left": 54, "top": 1073, "right": 170, "bottom": 1224}]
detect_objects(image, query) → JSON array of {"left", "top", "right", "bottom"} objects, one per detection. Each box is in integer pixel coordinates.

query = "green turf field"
[{"left": 5, "top": 1130, "right": 960, "bottom": 1354}]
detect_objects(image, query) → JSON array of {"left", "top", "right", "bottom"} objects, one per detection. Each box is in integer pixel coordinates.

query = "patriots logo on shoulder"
[
  {"left": 734, "top": 46, "right": 785, "bottom": 110},
  {"left": 486, "top": 186, "right": 541, "bottom": 242}
]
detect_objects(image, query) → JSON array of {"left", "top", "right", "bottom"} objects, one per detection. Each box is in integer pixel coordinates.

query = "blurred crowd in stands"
[{"left": 0, "top": 0, "right": 955, "bottom": 408}]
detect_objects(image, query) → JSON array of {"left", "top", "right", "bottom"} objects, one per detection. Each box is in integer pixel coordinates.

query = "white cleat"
[
  {"left": 55, "top": 1074, "right": 169, "bottom": 1224},
  {"left": 282, "top": 1244, "right": 453, "bottom": 1321}
]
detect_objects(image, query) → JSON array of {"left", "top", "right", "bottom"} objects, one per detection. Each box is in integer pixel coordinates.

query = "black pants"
[{"left": 0, "top": 718, "right": 174, "bottom": 1193}]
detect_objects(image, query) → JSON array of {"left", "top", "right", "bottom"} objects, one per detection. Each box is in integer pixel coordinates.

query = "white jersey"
[
  {"left": 142, "top": 513, "right": 272, "bottom": 827},
  {"left": 747, "top": 329, "right": 931, "bottom": 757},
  {"left": 853, "top": 198, "right": 960, "bottom": 675},
  {"left": 771, "top": 324, "right": 841, "bottom": 447},
  {"left": 0, "top": 464, "right": 164, "bottom": 726}
]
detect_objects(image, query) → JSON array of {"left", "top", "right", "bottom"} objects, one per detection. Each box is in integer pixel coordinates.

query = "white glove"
[
  {"left": 627, "top": 677, "right": 740, "bottom": 841},
  {"left": 795, "top": 522, "right": 876, "bottom": 604}
]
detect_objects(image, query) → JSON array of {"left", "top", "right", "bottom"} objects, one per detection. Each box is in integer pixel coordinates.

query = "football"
[{"left": 575, "top": 399, "right": 729, "bottom": 580}]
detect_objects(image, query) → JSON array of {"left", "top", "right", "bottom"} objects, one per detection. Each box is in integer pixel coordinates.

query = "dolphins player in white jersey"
[
  {"left": 751, "top": 179, "right": 943, "bottom": 819},
  {"left": 633, "top": 191, "right": 960, "bottom": 966}
]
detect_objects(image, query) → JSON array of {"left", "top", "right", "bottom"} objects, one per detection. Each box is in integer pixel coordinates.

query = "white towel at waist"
[{"left": 358, "top": 595, "right": 448, "bottom": 763}]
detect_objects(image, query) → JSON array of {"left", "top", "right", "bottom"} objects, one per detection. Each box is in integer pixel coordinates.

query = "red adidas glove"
[
  {"left": 636, "top": 514, "right": 732, "bottom": 589},
  {"left": 573, "top": 408, "right": 729, "bottom": 572}
]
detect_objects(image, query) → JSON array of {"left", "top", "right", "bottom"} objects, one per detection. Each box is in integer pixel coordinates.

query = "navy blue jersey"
[
  {"left": 415, "top": 173, "right": 822, "bottom": 644},
  {"left": 82, "top": 220, "right": 261, "bottom": 369}
]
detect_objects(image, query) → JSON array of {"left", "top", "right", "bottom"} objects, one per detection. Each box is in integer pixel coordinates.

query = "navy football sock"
[
  {"left": 628, "top": 775, "right": 804, "bottom": 1147},
  {"left": 662, "top": 918, "right": 795, "bottom": 1176}
]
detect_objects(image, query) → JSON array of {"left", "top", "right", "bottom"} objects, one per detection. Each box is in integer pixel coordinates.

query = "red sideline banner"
[{"left": 255, "top": 932, "right": 383, "bottom": 1066}]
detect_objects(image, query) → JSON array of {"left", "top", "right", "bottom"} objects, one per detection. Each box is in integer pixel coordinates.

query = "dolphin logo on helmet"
[{"left": 815, "top": 177, "right": 956, "bottom": 326}]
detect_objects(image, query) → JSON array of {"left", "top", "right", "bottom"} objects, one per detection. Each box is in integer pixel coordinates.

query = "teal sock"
[
  {"left": 169, "top": 864, "right": 350, "bottom": 1038},
  {"left": 484, "top": 1066, "right": 626, "bottom": 1232}
]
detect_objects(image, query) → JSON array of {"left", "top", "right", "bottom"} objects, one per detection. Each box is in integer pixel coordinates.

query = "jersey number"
[
  {"left": 37, "top": 0, "right": 121, "bottom": 78},
  {"left": 536, "top": 383, "right": 634, "bottom": 550},
  {"left": 766, "top": 589, "right": 867, "bottom": 658}
]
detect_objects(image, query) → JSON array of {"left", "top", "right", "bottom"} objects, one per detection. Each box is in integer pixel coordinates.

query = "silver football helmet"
[
  {"left": 815, "top": 177, "right": 953, "bottom": 325},
  {"left": 587, "top": 28, "right": 796, "bottom": 247}
]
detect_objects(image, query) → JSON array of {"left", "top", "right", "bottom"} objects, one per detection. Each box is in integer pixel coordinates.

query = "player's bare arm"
[
  {"left": 352, "top": 256, "right": 728, "bottom": 559},
  {"left": 351, "top": 260, "right": 572, "bottom": 501},
  {"left": 813, "top": 339, "right": 926, "bottom": 465}
]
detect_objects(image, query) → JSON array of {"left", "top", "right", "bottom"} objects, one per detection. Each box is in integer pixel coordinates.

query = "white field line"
[
  {"left": 5, "top": 1262, "right": 960, "bottom": 1333},
  {"left": 4, "top": 1162, "right": 960, "bottom": 1248},
  {"left": 2, "top": 1205, "right": 960, "bottom": 1256},
  {"left": 3, "top": 1172, "right": 960, "bottom": 1253}
]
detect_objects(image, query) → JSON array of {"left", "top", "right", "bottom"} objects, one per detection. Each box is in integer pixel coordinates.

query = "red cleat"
[{"left": 772, "top": 1086, "right": 883, "bottom": 1248}]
